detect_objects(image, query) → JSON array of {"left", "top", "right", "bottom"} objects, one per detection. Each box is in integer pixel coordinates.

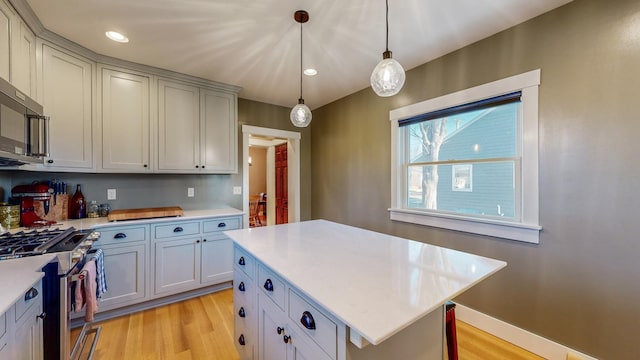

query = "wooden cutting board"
[{"left": 107, "top": 206, "right": 184, "bottom": 222}]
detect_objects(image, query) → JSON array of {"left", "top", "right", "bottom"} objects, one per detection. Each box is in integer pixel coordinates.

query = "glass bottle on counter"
[{"left": 69, "top": 184, "right": 87, "bottom": 219}]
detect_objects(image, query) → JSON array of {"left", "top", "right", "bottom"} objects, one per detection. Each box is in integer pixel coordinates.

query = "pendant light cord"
[
  {"left": 299, "top": 21, "right": 304, "bottom": 100},
  {"left": 385, "top": 0, "right": 389, "bottom": 52}
]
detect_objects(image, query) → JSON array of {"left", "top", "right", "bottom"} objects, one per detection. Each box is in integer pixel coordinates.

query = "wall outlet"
[
  {"left": 233, "top": 186, "right": 242, "bottom": 195},
  {"left": 187, "top": 187, "right": 195, "bottom": 197},
  {"left": 107, "top": 189, "right": 117, "bottom": 200}
]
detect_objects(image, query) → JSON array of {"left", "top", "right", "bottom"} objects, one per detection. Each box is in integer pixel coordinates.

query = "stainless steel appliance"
[
  {"left": 0, "top": 76, "right": 49, "bottom": 166},
  {"left": 0, "top": 227, "right": 101, "bottom": 360}
]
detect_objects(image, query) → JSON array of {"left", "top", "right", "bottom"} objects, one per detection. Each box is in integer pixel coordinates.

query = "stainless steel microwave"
[{"left": 0, "top": 77, "right": 49, "bottom": 166}]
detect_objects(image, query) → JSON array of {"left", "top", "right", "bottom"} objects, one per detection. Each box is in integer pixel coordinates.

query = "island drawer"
[
  {"left": 204, "top": 217, "right": 241, "bottom": 233},
  {"left": 234, "top": 269, "right": 254, "bottom": 307},
  {"left": 234, "top": 246, "right": 255, "bottom": 278},
  {"left": 154, "top": 221, "right": 200, "bottom": 239},
  {"left": 258, "top": 265, "right": 285, "bottom": 310},
  {"left": 0, "top": 311, "right": 5, "bottom": 339},
  {"left": 15, "top": 281, "right": 42, "bottom": 324},
  {"left": 288, "top": 289, "right": 337, "bottom": 358},
  {"left": 95, "top": 225, "right": 148, "bottom": 245}
]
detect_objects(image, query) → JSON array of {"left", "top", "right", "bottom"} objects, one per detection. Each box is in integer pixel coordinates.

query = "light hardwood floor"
[{"left": 73, "top": 289, "right": 542, "bottom": 359}]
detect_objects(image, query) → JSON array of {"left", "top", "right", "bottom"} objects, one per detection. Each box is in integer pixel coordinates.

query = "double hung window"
[{"left": 389, "top": 70, "right": 541, "bottom": 243}]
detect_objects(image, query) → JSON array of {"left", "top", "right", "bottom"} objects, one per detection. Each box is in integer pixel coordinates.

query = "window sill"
[{"left": 388, "top": 208, "right": 541, "bottom": 244}]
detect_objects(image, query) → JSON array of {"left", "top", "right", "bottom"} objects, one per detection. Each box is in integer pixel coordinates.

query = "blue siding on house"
[{"left": 437, "top": 103, "right": 518, "bottom": 218}]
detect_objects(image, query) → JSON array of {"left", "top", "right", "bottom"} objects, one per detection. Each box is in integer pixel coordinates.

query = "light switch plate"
[
  {"left": 107, "top": 189, "right": 117, "bottom": 200},
  {"left": 187, "top": 187, "right": 195, "bottom": 197},
  {"left": 233, "top": 186, "right": 242, "bottom": 195}
]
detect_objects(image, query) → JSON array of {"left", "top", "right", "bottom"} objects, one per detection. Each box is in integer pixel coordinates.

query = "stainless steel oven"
[{"left": 0, "top": 227, "right": 101, "bottom": 360}]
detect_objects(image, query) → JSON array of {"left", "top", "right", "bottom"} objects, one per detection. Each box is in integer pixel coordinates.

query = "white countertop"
[
  {"left": 225, "top": 219, "right": 507, "bottom": 346},
  {"left": 0, "top": 254, "right": 56, "bottom": 314},
  {"left": 0, "top": 207, "right": 243, "bottom": 315}
]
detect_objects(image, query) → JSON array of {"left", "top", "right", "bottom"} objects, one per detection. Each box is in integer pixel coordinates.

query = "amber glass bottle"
[{"left": 69, "top": 184, "right": 86, "bottom": 219}]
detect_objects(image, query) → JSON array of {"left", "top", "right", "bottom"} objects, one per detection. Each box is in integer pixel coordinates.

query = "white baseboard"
[{"left": 453, "top": 303, "right": 598, "bottom": 360}]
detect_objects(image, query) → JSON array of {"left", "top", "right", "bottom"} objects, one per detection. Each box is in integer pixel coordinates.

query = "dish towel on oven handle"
[
  {"left": 88, "top": 248, "right": 107, "bottom": 299},
  {"left": 73, "top": 259, "right": 98, "bottom": 322}
]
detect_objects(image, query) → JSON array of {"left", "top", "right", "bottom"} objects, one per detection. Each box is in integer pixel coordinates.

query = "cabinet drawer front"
[
  {"left": 95, "top": 226, "right": 148, "bottom": 246},
  {"left": 234, "top": 299, "right": 254, "bottom": 335},
  {"left": 258, "top": 265, "right": 285, "bottom": 310},
  {"left": 15, "top": 280, "right": 42, "bottom": 323},
  {"left": 234, "top": 246, "right": 255, "bottom": 279},
  {"left": 289, "top": 289, "right": 337, "bottom": 358},
  {"left": 233, "top": 268, "right": 255, "bottom": 307},
  {"left": 234, "top": 321, "right": 254, "bottom": 360},
  {"left": 0, "top": 311, "right": 5, "bottom": 339},
  {"left": 154, "top": 221, "right": 200, "bottom": 239},
  {"left": 203, "top": 217, "right": 240, "bottom": 233}
]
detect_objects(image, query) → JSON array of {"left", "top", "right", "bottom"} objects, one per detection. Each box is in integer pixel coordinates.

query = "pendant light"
[
  {"left": 290, "top": 10, "right": 312, "bottom": 127},
  {"left": 370, "top": 0, "right": 405, "bottom": 97}
]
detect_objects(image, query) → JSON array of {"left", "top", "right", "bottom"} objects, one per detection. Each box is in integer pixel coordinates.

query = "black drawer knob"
[
  {"left": 283, "top": 335, "right": 291, "bottom": 344},
  {"left": 238, "top": 334, "right": 245, "bottom": 346},
  {"left": 238, "top": 307, "right": 246, "bottom": 318},
  {"left": 47, "top": 159, "right": 54, "bottom": 164},
  {"left": 263, "top": 279, "right": 274, "bottom": 292},
  {"left": 238, "top": 256, "right": 245, "bottom": 266},
  {"left": 277, "top": 326, "right": 284, "bottom": 335},
  {"left": 238, "top": 282, "right": 245, "bottom": 292},
  {"left": 300, "top": 311, "right": 316, "bottom": 330}
]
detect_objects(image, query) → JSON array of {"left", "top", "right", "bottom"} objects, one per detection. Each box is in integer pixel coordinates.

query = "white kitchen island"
[{"left": 225, "top": 220, "right": 506, "bottom": 360}]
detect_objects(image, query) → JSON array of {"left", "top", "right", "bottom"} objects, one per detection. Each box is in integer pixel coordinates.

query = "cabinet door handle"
[
  {"left": 195, "top": 165, "right": 200, "bottom": 168},
  {"left": 47, "top": 159, "right": 54, "bottom": 164},
  {"left": 143, "top": 164, "right": 148, "bottom": 168},
  {"left": 203, "top": 239, "right": 207, "bottom": 242},
  {"left": 173, "top": 227, "right": 183, "bottom": 233},
  {"left": 277, "top": 326, "right": 284, "bottom": 335},
  {"left": 238, "top": 307, "right": 246, "bottom": 318},
  {"left": 24, "top": 287, "right": 38, "bottom": 301},
  {"left": 217, "top": 222, "right": 226, "bottom": 228},
  {"left": 238, "top": 256, "right": 245, "bottom": 266},
  {"left": 238, "top": 334, "right": 245, "bottom": 346},
  {"left": 283, "top": 335, "right": 291, "bottom": 344},
  {"left": 196, "top": 240, "right": 200, "bottom": 243},
  {"left": 300, "top": 311, "right": 316, "bottom": 330},
  {"left": 238, "top": 282, "right": 245, "bottom": 292},
  {"left": 37, "top": 312, "right": 46, "bottom": 320},
  {"left": 114, "top": 233, "right": 127, "bottom": 239},
  {"left": 263, "top": 278, "right": 274, "bottom": 292}
]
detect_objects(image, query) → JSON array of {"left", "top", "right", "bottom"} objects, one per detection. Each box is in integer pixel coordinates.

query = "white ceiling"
[{"left": 24, "top": 0, "right": 572, "bottom": 110}]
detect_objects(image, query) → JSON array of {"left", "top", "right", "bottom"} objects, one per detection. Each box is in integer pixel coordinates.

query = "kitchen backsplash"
[{"left": 0, "top": 171, "right": 242, "bottom": 211}]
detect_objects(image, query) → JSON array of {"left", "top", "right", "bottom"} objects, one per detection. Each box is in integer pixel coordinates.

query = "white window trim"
[{"left": 389, "top": 69, "right": 541, "bottom": 244}]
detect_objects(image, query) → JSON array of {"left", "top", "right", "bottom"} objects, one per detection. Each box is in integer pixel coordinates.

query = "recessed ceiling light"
[
  {"left": 304, "top": 68, "right": 317, "bottom": 76},
  {"left": 105, "top": 31, "right": 129, "bottom": 43}
]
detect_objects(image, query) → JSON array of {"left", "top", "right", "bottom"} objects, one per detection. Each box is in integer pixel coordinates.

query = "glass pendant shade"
[
  {"left": 290, "top": 100, "right": 312, "bottom": 127},
  {"left": 370, "top": 51, "right": 406, "bottom": 97}
]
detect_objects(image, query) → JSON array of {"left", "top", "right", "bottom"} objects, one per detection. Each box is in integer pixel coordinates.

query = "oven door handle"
[{"left": 70, "top": 322, "right": 102, "bottom": 360}]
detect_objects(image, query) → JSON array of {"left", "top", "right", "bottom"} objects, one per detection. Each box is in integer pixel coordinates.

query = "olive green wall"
[
  {"left": 0, "top": 98, "right": 312, "bottom": 221},
  {"left": 311, "top": 0, "right": 639, "bottom": 358}
]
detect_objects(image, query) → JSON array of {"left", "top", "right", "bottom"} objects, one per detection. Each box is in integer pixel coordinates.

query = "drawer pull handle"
[
  {"left": 238, "top": 307, "right": 246, "bottom": 318},
  {"left": 238, "top": 256, "right": 245, "bottom": 266},
  {"left": 277, "top": 326, "right": 284, "bottom": 335},
  {"left": 238, "top": 334, "right": 245, "bottom": 346},
  {"left": 263, "top": 279, "right": 274, "bottom": 292},
  {"left": 173, "top": 227, "right": 184, "bottom": 233},
  {"left": 300, "top": 311, "right": 316, "bottom": 330},
  {"left": 37, "top": 312, "right": 46, "bottom": 320},
  {"left": 238, "top": 282, "right": 245, "bottom": 292},
  {"left": 24, "top": 287, "right": 38, "bottom": 301},
  {"left": 218, "top": 222, "right": 226, "bottom": 228},
  {"left": 283, "top": 335, "right": 291, "bottom": 344},
  {"left": 114, "top": 233, "right": 127, "bottom": 239}
]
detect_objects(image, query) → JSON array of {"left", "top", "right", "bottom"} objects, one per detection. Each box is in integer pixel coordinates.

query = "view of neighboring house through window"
[
  {"left": 404, "top": 95, "right": 520, "bottom": 220},
  {"left": 389, "top": 69, "right": 541, "bottom": 243}
]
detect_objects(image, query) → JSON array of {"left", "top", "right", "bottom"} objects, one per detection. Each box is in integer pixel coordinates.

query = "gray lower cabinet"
[
  {"left": 99, "top": 243, "right": 147, "bottom": 309},
  {"left": 201, "top": 234, "right": 233, "bottom": 285},
  {"left": 154, "top": 236, "right": 201, "bottom": 296},
  {"left": 6, "top": 280, "right": 44, "bottom": 360}
]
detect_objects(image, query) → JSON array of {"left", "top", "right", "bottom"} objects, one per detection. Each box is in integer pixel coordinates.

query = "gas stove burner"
[{"left": 0, "top": 227, "right": 71, "bottom": 260}]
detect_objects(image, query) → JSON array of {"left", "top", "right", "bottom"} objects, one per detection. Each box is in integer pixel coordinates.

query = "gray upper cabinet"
[
  {"left": 157, "top": 78, "right": 238, "bottom": 174},
  {"left": 0, "top": 0, "right": 13, "bottom": 82},
  {"left": 39, "top": 42, "right": 94, "bottom": 171},
  {"left": 11, "top": 19, "right": 35, "bottom": 97},
  {"left": 100, "top": 66, "right": 152, "bottom": 172}
]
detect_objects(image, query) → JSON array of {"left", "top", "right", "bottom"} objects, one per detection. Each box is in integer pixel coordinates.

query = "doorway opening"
[{"left": 242, "top": 125, "right": 301, "bottom": 228}]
